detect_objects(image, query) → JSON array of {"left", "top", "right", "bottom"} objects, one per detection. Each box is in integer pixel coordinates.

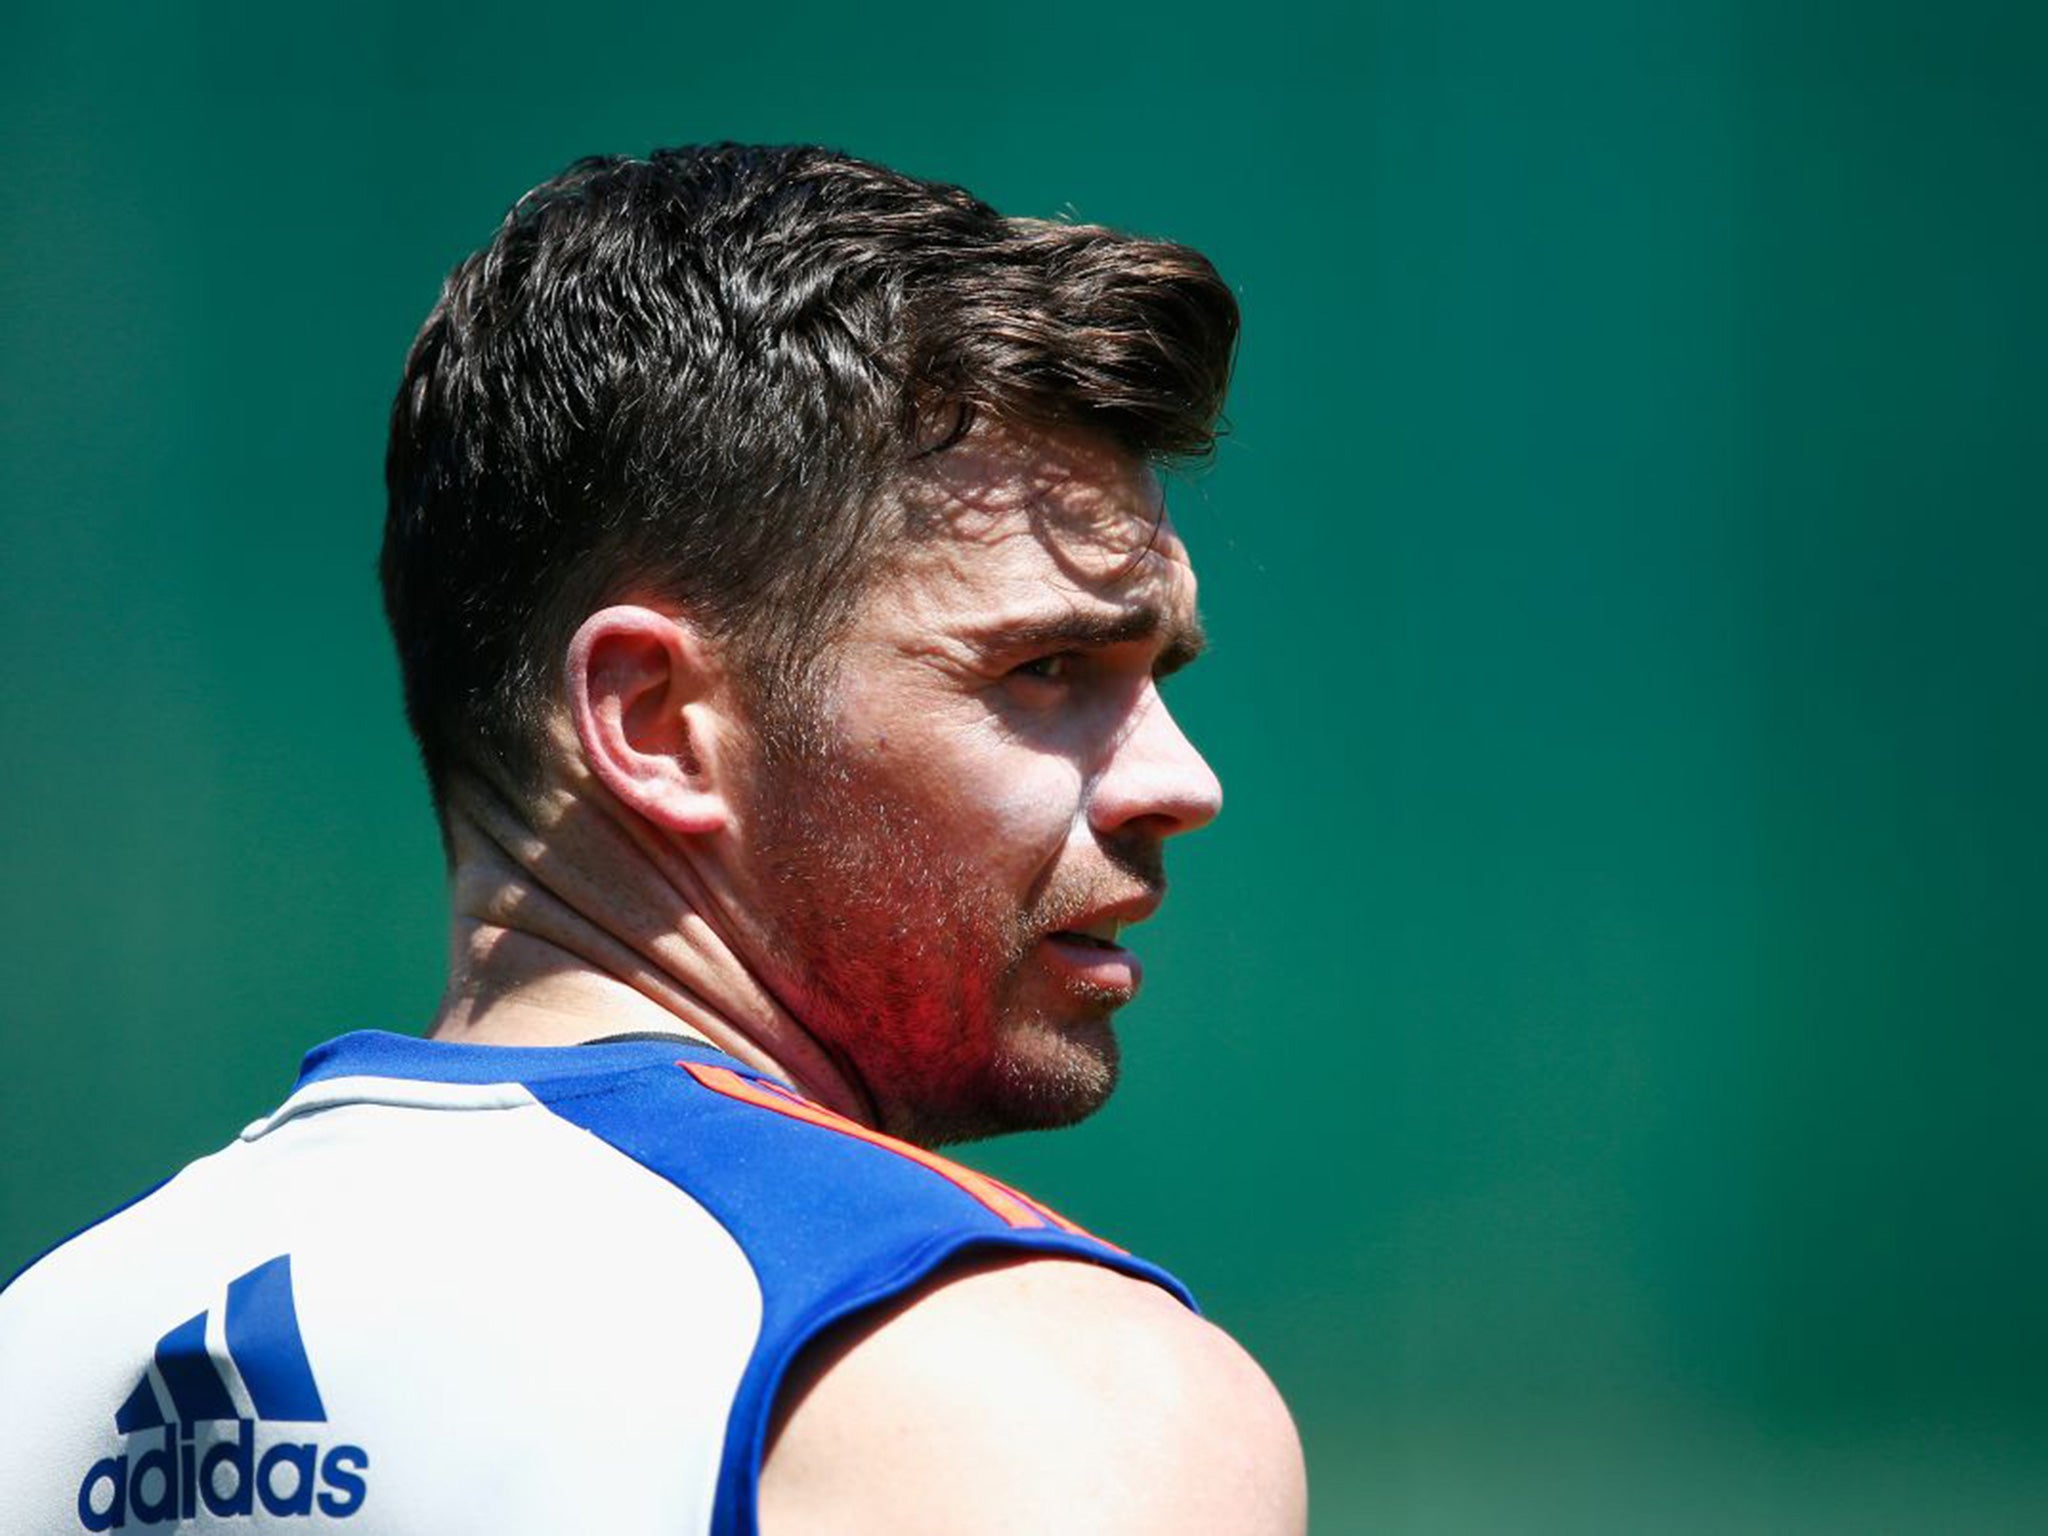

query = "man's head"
[
  {"left": 383, "top": 144, "right": 1237, "bottom": 1141},
  {"left": 384, "top": 143, "right": 1235, "bottom": 811}
]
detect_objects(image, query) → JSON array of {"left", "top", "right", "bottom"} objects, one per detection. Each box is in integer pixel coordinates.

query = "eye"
[{"left": 1013, "top": 653, "right": 1076, "bottom": 682}]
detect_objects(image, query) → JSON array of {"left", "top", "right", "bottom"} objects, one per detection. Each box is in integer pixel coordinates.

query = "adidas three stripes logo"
[
  {"left": 114, "top": 1255, "right": 326, "bottom": 1433},
  {"left": 77, "top": 1254, "right": 369, "bottom": 1530}
]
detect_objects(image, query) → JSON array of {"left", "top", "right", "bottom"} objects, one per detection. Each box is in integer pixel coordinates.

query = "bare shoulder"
[{"left": 759, "top": 1254, "right": 1307, "bottom": 1536}]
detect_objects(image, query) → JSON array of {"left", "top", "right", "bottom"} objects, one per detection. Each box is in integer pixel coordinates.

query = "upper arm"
[{"left": 758, "top": 1255, "right": 1307, "bottom": 1536}]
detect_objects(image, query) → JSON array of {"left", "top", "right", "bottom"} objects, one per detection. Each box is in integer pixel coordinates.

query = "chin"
[{"left": 910, "top": 1016, "right": 1122, "bottom": 1148}]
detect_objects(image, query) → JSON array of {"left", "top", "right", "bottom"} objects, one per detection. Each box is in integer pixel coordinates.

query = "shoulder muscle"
[{"left": 759, "top": 1255, "right": 1307, "bottom": 1536}]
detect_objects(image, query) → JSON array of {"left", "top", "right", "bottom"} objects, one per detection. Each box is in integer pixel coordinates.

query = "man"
[{"left": 0, "top": 144, "right": 1305, "bottom": 1533}]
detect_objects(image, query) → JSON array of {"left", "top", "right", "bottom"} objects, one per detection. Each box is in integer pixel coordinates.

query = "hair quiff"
[{"left": 382, "top": 143, "right": 1238, "bottom": 825}]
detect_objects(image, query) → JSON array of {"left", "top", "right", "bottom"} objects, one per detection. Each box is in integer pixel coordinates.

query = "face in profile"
[{"left": 726, "top": 426, "right": 1223, "bottom": 1146}]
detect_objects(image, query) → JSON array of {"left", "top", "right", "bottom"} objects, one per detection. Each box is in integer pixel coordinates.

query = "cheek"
[
  {"left": 938, "top": 750, "right": 1088, "bottom": 872},
  {"left": 842, "top": 700, "right": 1090, "bottom": 875}
]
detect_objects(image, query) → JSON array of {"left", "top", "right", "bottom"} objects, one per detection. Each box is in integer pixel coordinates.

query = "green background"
[{"left": 5, "top": 2, "right": 2043, "bottom": 1529}]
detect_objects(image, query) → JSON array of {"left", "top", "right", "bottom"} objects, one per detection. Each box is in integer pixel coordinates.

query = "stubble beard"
[{"left": 741, "top": 738, "right": 1127, "bottom": 1148}]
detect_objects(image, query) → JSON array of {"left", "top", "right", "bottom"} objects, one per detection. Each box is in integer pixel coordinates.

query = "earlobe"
[{"left": 567, "top": 606, "right": 734, "bottom": 835}]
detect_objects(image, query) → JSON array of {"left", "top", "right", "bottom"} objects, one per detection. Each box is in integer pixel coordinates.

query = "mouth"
[{"left": 1039, "top": 894, "right": 1160, "bottom": 997}]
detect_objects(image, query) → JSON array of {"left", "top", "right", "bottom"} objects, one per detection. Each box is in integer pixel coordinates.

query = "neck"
[{"left": 425, "top": 772, "right": 877, "bottom": 1125}]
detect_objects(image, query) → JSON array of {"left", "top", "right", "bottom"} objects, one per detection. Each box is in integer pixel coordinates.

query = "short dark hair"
[{"left": 381, "top": 143, "right": 1238, "bottom": 823}]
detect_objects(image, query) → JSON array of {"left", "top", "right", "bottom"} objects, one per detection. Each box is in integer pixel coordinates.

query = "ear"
[{"left": 566, "top": 605, "right": 737, "bottom": 836}]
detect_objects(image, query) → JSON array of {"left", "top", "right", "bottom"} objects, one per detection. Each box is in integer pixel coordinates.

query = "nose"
[{"left": 1088, "top": 687, "right": 1223, "bottom": 840}]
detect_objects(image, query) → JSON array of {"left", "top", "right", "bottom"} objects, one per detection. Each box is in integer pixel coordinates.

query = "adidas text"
[{"left": 76, "top": 1420, "right": 368, "bottom": 1529}]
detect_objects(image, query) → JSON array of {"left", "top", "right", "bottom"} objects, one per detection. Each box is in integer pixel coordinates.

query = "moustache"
[{"left": 1026, "top": 837, "right": 1167, "bottom": 936}]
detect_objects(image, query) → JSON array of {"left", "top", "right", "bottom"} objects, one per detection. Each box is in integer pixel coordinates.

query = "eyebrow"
[{"left": 981, "top": 605, "right": 1209, "bottom": 676}]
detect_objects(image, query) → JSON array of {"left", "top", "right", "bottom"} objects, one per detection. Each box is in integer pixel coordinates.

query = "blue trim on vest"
[
  {"left": 525, "top": 1064, "right": 1195, "bottom": 1536},
  {"left": 295, "top": 1028, "right": 757, "bottom": 1089}
]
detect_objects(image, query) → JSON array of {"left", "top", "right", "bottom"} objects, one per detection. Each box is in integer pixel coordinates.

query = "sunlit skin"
[{"left": 726, "top": 426, "right": 1222, "bottom": 1143}]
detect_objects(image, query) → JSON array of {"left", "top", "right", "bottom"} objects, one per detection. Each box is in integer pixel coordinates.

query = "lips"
[{"left": 1039, "top": 891, "right": 1160, "bottom": 996}]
